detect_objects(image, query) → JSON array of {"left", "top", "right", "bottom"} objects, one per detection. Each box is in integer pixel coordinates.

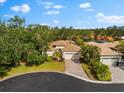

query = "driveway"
[
  {"left": 109, "top": 66, "right": 124, "bottom": 83},
  {"left": 65, "top": 59, "right": 88, "bottom": 79},
  {"left": 0, "top": 72, "right": 124, "bottom": 92}
]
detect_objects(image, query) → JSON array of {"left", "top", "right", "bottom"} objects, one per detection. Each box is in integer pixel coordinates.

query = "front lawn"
[{"left": 1, "top": 62, "right": 65, "bottom": 80}]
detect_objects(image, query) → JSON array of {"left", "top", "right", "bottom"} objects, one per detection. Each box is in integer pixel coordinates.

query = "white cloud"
[
  {"left": 44, "top": 4, "right": 64, "bottom": 9},
  {"left": 46, "top": 2, "right": 54, "bottom": 5},
  {"left": 86, "top": 8, "right": 94, "bottom": 11},
  {"left": 45, "top": 10, "right": 60, "bottom": 15},
  {"left": 11, "top": 4, "right": 30, "bottom": 13},
  {"left": 79, "top": 2, "right": 94, "bottom": 12},
  {"left": 21, "top": 4, "right": 31, "bottom": 13},
  {"left": 44, "top": 2, "right": 54, "bottom": 8},
  {"left": 54, "top": 5, "right": 64, "bottom": 9},
  {"left": 40, "top": 23, "right": 49, "bottom": 26},
  {"left": 3, "top": 14, "right": 13, "bottom": 18},
  {"left": 0, "top": 0, "right": 6, "bottom": 4},
  {"left": 96, "top": 12, "right": 104, "bottom": 17},
  {"left": 77, "top": 20, "right": 90, "bottom": 24},
  {"left": 79, "top": 2, "right": 91, "bottom": 9},
  {"left": 40, "top": 1, "right": 64, "bottom": 9},
  {"left": 53, "top": 20, "right": 59, "bottom": 24},
  {"left": 96, "top": 12, "right": 124, "bottom": 23},
  {"left": 11, "top": 6, "right": 20, "bottom": 12}
]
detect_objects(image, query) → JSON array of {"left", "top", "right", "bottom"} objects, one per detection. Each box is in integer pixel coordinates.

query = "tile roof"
[
  {"left": 86, "top": 41, "right": 121, "bottom": 56},
  {"left": 48, "top": 40, "right": 81, "bottom": 52}
]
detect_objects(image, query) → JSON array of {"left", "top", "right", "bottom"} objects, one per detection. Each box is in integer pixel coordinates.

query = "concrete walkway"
[
  {"left": 64, "top": 59, "right": 88, "bottom": 79},
  {"left": 109, "top": 66, "right": 124, "bottom": 83}
]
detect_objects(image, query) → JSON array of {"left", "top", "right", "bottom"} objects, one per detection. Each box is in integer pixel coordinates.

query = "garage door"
[
  {"left": 63, "top": 52, "right": 80, "bottom": 59},
  {"left": 101, "top": 58, "right": 114, "bottom": 65},
  {"left": 101, "top": 55, "right": 122, "bottom": 65}
]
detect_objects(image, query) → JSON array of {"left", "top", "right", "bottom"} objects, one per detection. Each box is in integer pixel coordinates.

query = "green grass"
[
  {"left": 81, "top": 63, "right": 97, "bottom": 80},
  {"left": 1, "top": 62, "right": 65, "bottom": 80}
]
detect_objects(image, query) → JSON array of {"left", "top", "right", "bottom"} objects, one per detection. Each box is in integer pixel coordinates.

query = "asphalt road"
[{"left": 0, "top": 72, "right": 124, "bottom": 92}]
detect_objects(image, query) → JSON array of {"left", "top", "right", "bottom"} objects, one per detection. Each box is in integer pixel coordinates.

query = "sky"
[{"left": 0, "top": 0, "right": 124, "bottom": 28}]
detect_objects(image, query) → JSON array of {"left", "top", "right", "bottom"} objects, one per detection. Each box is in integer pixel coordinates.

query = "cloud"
[
  {"left": 11, "top": 6, "right": 20, "bottom": 12},
  {"left": 0, "top": 0, "right": 6, "bottom": 4},
  {"left": 44, "top": 2, "right": 54, "bottom": 8},
  {"left": 96, "top": 12, "right": 104, "bottom": 17},
  {"left": 45, "top": 10, "right": 60, "bottom": 15},
  {"left": 40, "top": 23, "right": 49, "bottom": 26},
  {"left": 11, "top": 4, "right": 31, "bottom": 13},
  {"left": 54, "top": 5, "right": 64, "bottom": 9},
  {"left": 39, "top": 1, "right": 64, "bottom": 9},
  {"left": 3, "top": 14, "right": 13, "bottom": 18},
  {"left": 96, "top": 12, "right": 124, "bottom": 23},
  {"left": 53, "top": 20, "right": 59, "bottom": 24},
  {"left": 44, "top": 4, "right": 64, "bottom": 9},
  {"left": 77, "top": 20, "right": 90, "bottom": 24},
  {"left": 79, "top": 2, "right": 94, "bottom": 12},
  {"left": 79, "top": 2, "right": 91, "bottom": 9},
  {"left": 86, "top": 8, "right": 94, "bottom": 11}
]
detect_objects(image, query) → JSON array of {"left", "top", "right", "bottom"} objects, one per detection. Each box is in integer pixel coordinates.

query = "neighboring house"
[
  {"left": 120, "top": 36, "right": 124, "bottom": 40},
  {"left": 87, "top": 42, "right": 123, "bottom": 65},
  {"left": 96, "top": 36, "right": 114, "bottom": 41},
  {"left": 47, "top": 40, "right": 81, "bottom": 60}
]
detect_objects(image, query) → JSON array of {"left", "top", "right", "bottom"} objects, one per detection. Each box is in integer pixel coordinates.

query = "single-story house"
[
  {"left": 87, "top": 42, "right": 123, "bottom": 65},
  {"left": 120, "top": 36, "right": 124, "bottom": 40},
  {"left": 47, "top": 40, "right": 81, "bottom": 60}
]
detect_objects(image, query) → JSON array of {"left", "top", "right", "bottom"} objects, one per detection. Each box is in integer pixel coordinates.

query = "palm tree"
[{"left": 8, "top": 16, "right": 25, "bottom": 28}]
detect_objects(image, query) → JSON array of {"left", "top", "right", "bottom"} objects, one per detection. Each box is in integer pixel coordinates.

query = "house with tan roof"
[
  {"left": 87, "top": 42, "right": 123, "bottom": 65},
  {"left": 47, "top": 40, "right": 81, "bottom": 60}
]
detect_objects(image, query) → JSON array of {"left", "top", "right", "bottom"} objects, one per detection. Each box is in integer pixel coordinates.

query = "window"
[{"left": 53, "top": 45, "right": 56, "bottom": 48}]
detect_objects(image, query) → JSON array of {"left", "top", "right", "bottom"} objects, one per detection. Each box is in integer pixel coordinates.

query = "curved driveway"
[{"left": 0, "top": 72, "right": 124, "bottom": 92}]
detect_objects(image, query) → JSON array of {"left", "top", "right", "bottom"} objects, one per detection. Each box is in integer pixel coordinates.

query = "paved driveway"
[
  {"left": 109, "top": 66, "right": 124, "bottom": 83},
  {"left": 65, "top": 59, "right": 88, "bottom": 79},
  {"left": 0, "top": 72, "right": 124, "bottom": 92}
]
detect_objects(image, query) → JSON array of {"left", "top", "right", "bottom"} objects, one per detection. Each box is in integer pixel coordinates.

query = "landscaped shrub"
[
  {"left": 53, "top": 50, "right": 63, "bottom": 61},
  {"left": 93, "top": 64, "right": 111, "bottom": 81},
  {"left": 0, "top": 67, "right": 8, "bottom": 78},
  {"left": 97, "top": 71, "right": 111, "bottom": 81},
  {"left": 80, "top": 44, "right": 112, "bottom": 81},
  {"left": 26, "top": 50, "right": 45, "bottom": 66},
  {"left": 46, "top": 56, "right": 53, "bottom": 62},
  {"left": 80, "top": 45, "right": 100, "bottom": 65}
]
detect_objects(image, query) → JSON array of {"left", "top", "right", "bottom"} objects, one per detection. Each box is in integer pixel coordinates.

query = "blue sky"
[{"left": 0, "top": 0, "right": 124, "bottom": 28}]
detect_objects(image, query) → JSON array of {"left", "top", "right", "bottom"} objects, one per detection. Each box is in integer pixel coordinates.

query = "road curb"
[
  {"left": 0, "top": 71, "right": 124, "bottom": 84},
  {"left": 65, "top": 72, "right": 124, "bottom": 84}
]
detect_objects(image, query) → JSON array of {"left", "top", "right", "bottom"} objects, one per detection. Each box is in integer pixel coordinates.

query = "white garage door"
[
  {"left": 100, "top": 55, "right": 121, "bottom": 65},
  {"left": 63, "top": 52, "right": 80, "bottom": 59},
  {"left": 101, "top": 58, "right": 114, "bottom": 65}
]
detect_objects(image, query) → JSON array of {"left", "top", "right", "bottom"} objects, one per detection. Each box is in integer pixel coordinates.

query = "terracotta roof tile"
[
  {"left": 48, "top": 40, "right": 81, "bottom": 52},
  {"left": 86, "top": 42, "right": 120, "bottom": 56}
]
